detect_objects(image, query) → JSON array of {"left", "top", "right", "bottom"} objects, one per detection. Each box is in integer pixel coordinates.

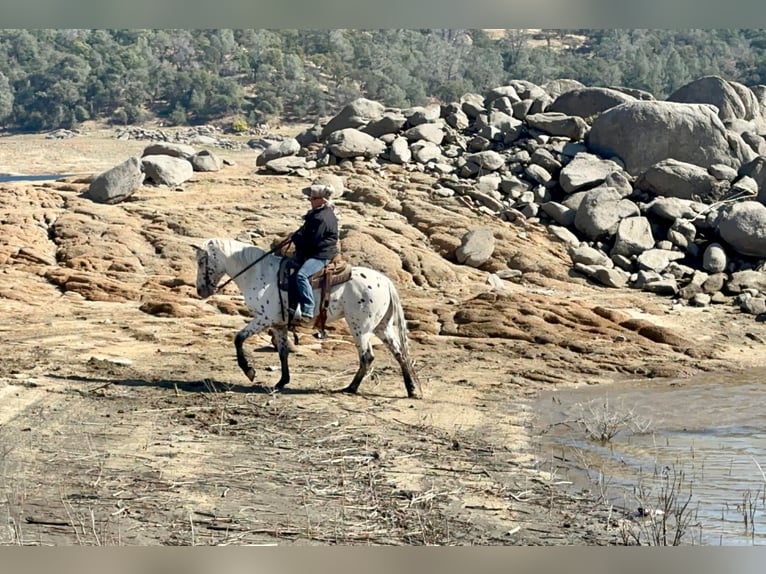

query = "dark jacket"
[{"left": 291, "top": 204, "right": 339, "bottom": 262}]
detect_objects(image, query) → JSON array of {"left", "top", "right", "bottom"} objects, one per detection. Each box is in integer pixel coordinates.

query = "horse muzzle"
[{"left": 196, "top": 284, "right": 216, "bottom": 299}]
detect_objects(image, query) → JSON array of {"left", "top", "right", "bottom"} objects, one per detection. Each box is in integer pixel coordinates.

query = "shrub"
[{"left": 230, "top": 117, "right": 249, "bottom": 133}]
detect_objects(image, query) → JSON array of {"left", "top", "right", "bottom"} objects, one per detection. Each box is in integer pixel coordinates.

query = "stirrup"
[{"left": 289, "top": 307, "right": 313, "bottom": 324}]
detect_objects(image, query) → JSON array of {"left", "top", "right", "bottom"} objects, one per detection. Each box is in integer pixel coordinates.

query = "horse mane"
[{"left": 204, "top": 237, "right": 268, "bottom": 268}]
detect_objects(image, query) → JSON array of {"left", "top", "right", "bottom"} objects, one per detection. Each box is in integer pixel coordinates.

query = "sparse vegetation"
[
  {"left": 622, "top": 465, "right": 701, "bottom": 546},
  {"left": 572, "top": 397, "right": 653, "bottom": 444}
]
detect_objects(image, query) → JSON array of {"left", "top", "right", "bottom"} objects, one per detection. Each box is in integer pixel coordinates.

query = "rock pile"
[
  {"left": 115, "top": 125, "right": 244, "bottom": 150},
  {"left": 84, "top": 142, "right": 229, "bottom": 204},
  {"left": 259, "top": 75, "right": 766, "bottom": 318}
]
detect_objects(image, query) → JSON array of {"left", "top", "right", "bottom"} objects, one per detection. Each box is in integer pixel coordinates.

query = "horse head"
[{"left": 193, "top": 240, "right": 227, "bottom": 299}]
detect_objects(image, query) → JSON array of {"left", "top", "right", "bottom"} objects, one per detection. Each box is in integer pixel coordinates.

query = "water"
[
  {"left": 534, "top": 368, "right": 766, "bottom": 546},
  {"left": 0, "top": 174, "right": 67, "bottom": 183}
]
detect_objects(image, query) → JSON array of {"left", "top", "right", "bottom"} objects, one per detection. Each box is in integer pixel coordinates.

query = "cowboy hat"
[{"left": 301, "top": 183, "right": 334, "bottom": 199}]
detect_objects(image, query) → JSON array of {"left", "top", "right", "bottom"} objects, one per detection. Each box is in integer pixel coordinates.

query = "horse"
[{"left": 192, "top": 238, "right": 422, "bottom": 399}]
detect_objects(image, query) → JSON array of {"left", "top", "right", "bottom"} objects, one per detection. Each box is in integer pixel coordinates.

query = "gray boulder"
[
  {"left": 542, "top": 78, "right": 586, "bottom": 99},
  {"left": 727, "top": 269, "right": 766, "bottom": 294},
  {"left": 455, "top": 228, "right": 495, "bottom": 267},
  {"left": 256, "top": 138, "right": 301, "bottom": 166},
  {"left": 738, "top": 157, "right": 766, "bottom": 204},
  {"left": 549, "top": 87, "right": 636, "bottom": 119},
  {"left": 404, "top": 104, "right": 441, "bottom": 126},
  {"left": 702, "top": 242, "right": 727, "bottom": 273},
  {"left": 559, "top": 152, "right": 623, "bottom": 193},
  {"left": 635, "top": 158, "right": 720, "bottom": 201},
  {"left": 611, "top": 216, "right": 655, "bottom": 258},
  {"left": 326, "top": 129, "right": 386, "bottom": 159},
  {"left": 84, "top": 156, "right": 144, "bottom": 204},
  {"left": 190, "top": 149, "right": 223, "bottom": 172},
  {"left": 264, "top": 156, "right": 313, "bottom": 174},
  {"left": 141, "top": 155, "right": 194, "bottom": 186},
  {"left": 142, "top": 142, "right": 196, "bottom": 160},
  {"left": 389, "top": 136, "right": 412, "bottom": 164},
  {"left": 717, "top": 201, "right": 766, "bottom": 257},
  {"left": 668, "top": 75, "right": 766, "bottom": 133},
  {"left": 587, "top": 100, "right": 757, "bottom": 175},
  {"left": 361, "top": 112, "right": 407, "bottom": 138},
  {"left": 464, "top": 150, "right": 505, "bottom": 172},
  {"left": 403, "top": 123, "right": 445, "bottom": 145},
  {"left": 526, "top": 112, "right": 589, "bottom": 141},
  {"left": 320, "top": 98, "right": 385, "bottom": 139},
  {"left": 574, "top": 187, "right": 640, "bottom": 240}
]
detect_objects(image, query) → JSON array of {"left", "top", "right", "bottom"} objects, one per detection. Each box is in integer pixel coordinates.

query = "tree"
[{"left": 0, "top": 72, "right": 13, "bottom": 123}]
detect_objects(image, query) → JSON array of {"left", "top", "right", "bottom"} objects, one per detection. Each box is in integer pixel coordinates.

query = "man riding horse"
[{"left": 287, "top": 183, "right": 339, "bottom": 324}]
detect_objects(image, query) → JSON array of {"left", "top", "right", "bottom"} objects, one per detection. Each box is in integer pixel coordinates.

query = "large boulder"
[
  {"left": 717, "top": 201, "right": 766, "bottom": 257},
  {"left": 548, "top": 87, "right": 636, "bottom": 119},
  {"left": 320, "top": 98, "right": 385, "bottom": 140},
  {"left": 255, "top": 138, "right": 301, "bottom": 166},
  {"left": 574, "top": 187, "right": 640, "bottom": 240},
  {"left": 84, "top": 156, "right": 144, "bottom": 204},
  {"left": 190, "top": 149, "right": 223, "bottom": 172},
  {"left": 559, "top": 152, "right": 623, "bottom": 193},
  {"left": 526, "top": 112, "right": 589, "bottom": 141},
  {"left": 587, "top": 100, "right": 757, "bottom": 175},
  {"left": 542, "top": 78, "right": 586, "bottom": 99},
  {"left": 142, "top": 142, "right": 196, "bottom": 160},
  {"left": 326, "top": 129, "right": 386, "bottom": 159},
  {"left": 668, "top": 75, "right": 766, "bottom": 133},
  {"left": 635, "top": 158, "right": 721, "bottom": 201},
  {"left": 141, "top": 155, "right": 194, "bottom": 186}
]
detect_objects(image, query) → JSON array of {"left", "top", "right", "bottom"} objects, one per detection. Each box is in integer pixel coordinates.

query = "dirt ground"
[{"left": 1, "top": 125, "right": 765, "bottom": 546}]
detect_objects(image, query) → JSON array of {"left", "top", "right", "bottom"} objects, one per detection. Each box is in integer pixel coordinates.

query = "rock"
[
  {"left": 190, "top": 149, "right": 223, "bottom": 172},
  {"left": 548, "top": 86, "right": 636, "bottom": 118},
  {"left": 326, "top": 129, "right": 386, "bottom": 159},
  {"left": 559, "top": 152, "right": 623, "bottom": 193},
  {"left": 702, "top": 243, "right": 727, "bottom": 273},
  {"left": 142, "top": 142, "right": 197, "bottom": 160},
  {"left": 587, "top": 100, "right": 756, "bottom": 175},
  {"left": 573, "top": 187, "right": 640, "bottom": 241},
  {"left": 611, "top": 216, "right": 655, "bottom": 258},
  {"left": 718, "top": 201, "right": 766, "bottom": 257},
  {"left": 84, "top": 156, "right": 144, "bottom": 204},
  {"left": 455, "top": 228, "right": 495, "bottom": 267},
  {"left": 320, "top": 98, "right": 385, "bottom": 139},
  {"left": 635, "top": 158, "right": 720, "bottom": 201},
  {"left": 141, "top": 155, "right": 194, "bottom": 186}
]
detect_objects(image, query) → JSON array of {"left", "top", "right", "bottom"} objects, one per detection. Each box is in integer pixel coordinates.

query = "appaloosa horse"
[{"left": 193, "top": 238, "right": 421, "bottom": 398}]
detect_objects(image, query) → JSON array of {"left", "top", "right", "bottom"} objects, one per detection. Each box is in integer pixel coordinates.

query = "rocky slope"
[{"left": 0, "top": 123, "right": 764, "bottom": 546}]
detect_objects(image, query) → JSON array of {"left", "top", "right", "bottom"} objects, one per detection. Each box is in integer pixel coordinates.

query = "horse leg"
[
  {"left": 374, "top": 322, "right": 422, "bottom": 399},
  {"left": 272, "top": 327, "right": 292, "bottom": 391},
  {"left": 340, "top": 332, "right": 374, "bottom": 394},
  {"left": 234, "top": 317, "right": 269, "bottom": 383}
]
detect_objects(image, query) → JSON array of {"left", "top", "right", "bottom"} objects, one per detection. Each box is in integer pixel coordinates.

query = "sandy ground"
[{"left": 0, "top": 125, "right": 764, "bottom": 546}]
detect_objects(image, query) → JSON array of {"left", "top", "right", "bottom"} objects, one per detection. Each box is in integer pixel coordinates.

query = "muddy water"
[{"left": 533, "top": 368, "right": 766, "bottom": 546}]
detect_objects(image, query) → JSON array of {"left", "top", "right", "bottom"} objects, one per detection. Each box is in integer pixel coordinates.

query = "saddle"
[{"left": 278, "top": 254, "right": 353, "bottom": 332}]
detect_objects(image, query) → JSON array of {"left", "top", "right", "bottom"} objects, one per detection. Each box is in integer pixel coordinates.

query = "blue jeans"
[{"left": 295, "top": 258, "right": 328, "bottom": 318}]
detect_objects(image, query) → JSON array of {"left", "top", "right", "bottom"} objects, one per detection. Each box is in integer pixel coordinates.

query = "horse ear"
[{"left": 190, "top": 244, "right": 203, "bottom": 252}]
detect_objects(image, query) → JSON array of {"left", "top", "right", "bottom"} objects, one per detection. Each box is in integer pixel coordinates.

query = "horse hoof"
[
  {"left": 338, "top": 386, "right": 358, "bottom": 394},
  {"left": 245, "top": 368, "right": 255, "bottom": 382}
]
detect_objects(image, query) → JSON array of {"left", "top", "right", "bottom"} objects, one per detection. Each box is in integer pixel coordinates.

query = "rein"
[{"left": 215, "top": 238, "right": 291, "bottom": 293}]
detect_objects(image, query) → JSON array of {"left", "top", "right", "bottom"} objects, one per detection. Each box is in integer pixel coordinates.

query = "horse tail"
[{"left": 386, "top": 278, "right": 421, "bottom": 396}]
